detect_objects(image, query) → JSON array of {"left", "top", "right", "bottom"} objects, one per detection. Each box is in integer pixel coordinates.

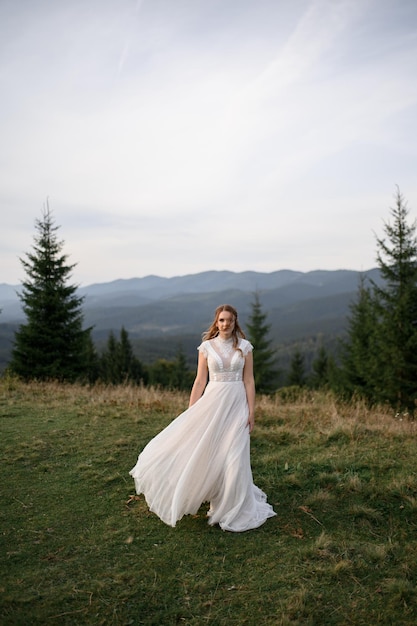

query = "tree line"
[{"left": 5, "top": 189, "right": 417, "bottom": 414}]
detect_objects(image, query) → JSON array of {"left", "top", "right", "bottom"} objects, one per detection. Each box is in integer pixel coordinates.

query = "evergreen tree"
[
  {"left": 339, "top": 275, "right": 378, "bottom": 401},
  {"left": 287, "top": 348, "right": 306, "bottom": 387},
  {"left": 148, "top": 346, "right": 193, "bottom": 390},
  {"left": 246, "top": 293, "right": 277, "bottom": 393},
  {"left": 170, "top": 345, "right": 194, "bottom": 390},
  {"left": 310, "top": 344, "right": 330, "bottom": 389},
  {"left": 371, "top": 188, "right": 417, "bottom": 411},
  {"left": 83, "top": 333, "right": 100, "bottom": 384},
  {"left": 10, "top": 206, "right": 91, "bottom": 382},
  {"left": 99, "top": 327, "right": 145, "bottom": 384},
  {"left": 100, "top": 331, "right": 119, "bottom": 383},
  {"left": 149, "top": 359, "right": 176, "bottom": 388},
  {"left": 118, "top": 326, "right": 145, "bottom": 383},
  {"left": 339, "top": 188, "right": 417, "bottom": 412}
]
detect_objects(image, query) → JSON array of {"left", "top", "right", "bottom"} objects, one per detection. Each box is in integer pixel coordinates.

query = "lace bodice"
[{"left": 198, "top": 337, "right": 253, "bottom": 382}]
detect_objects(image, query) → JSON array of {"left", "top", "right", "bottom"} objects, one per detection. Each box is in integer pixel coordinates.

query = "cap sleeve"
[
  {"left": 197, "top": 341, "right": 209, "bottom": 358},
  {"left": 240, "top": 339, "right": 253, "bottom": 356}
]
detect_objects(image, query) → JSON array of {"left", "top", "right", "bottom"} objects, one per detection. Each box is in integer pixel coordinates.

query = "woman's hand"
[{"left": 247, "top": 413, "right": 255, "bottom": 433}]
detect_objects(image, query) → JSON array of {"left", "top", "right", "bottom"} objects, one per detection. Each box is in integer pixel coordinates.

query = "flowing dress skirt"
[{"left": 129, "top": 380, "right": 276, "bottom": 532}]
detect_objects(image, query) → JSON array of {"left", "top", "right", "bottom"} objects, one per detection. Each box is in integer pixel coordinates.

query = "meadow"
[{"left": 1, "top": 377, "right": 417, "bottom": 625}]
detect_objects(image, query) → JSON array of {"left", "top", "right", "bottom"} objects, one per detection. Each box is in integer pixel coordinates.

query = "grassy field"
[{"left": 1, "top": 378, "right": 417, "bottom": 625}]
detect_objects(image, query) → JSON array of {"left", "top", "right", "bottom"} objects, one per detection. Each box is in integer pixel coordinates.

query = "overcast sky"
[{"left": 1, "top": 0, "right": 417, "bottom": 286}]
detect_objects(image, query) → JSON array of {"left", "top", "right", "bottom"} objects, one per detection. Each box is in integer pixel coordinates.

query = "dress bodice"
[{"left": 198, "top": 337, "right": 253, "bottom": 382}]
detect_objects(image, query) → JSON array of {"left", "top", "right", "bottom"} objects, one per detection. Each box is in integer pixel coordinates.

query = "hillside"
[
  {"left": 2, "top": 380, "right": 417, "bottom": 624},
  {"left": 0, "top": 268, "right": 381, "bottom": 371}
]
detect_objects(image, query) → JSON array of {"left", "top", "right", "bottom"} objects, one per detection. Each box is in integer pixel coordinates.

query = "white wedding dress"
[{"left": 129, "top": 336, "right": 276, "bottom": 532}]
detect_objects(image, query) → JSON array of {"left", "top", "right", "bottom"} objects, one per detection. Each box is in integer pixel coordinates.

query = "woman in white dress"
[{"left": 129, "top": 304, "right": 276, "bottom": 532}]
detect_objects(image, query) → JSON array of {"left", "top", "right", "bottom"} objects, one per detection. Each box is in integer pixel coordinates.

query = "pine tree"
[
  {"left": 10, "top": 205, "right": 91, "bottom": 382},
  {"left": 99, "top": 327, "right": 145, "bottom": 384},
  {"left": 83, "top": 333, "right": 100, "bottom": 384},
  {"left": 147, "top": 346, "right": 193, "bottom": 390},
  {"left": 338, "top": 188, "right": 417, "bottom": 412},
  {"left": 310, "top": 344, "right": 330, "bottom": 389},
  {"left": 100, "top": 331, "right": 119, "bottom": 383},
  {"left": 339, "top": 275, "right": 378, "bottom": 401},
  {"left": 118, "top": 326, "right": 144, "bottom": 383},
  {"left": 371, "top": 188, "right": 417, "bottom": 411},
  {"left": 246, "top": 293, "right": 277, "bottom": 393},
  {"left": 287, "top": 348, "right": 306, "bottom": 387},
  {"left": 149, "top": 359, "right": 176, "bottom": 388},
  {"left": 170, "top": 345, "right": 193, "bottom": 390}
]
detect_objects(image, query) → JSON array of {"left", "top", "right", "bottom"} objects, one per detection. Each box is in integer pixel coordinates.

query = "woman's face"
[{"left": 216, "top": 310, "right": 235, "bottom": 337}]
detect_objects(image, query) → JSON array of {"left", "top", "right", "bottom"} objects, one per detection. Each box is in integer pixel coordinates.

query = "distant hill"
[{"left": 0, "top": 268, "right": 382, "bottom": 372}]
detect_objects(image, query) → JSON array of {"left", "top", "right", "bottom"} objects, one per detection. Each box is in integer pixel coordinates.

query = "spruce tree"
[
  {"left": 147, "top": 346, "right": 193, "bottom": 390},
  {"left": 118, "top": 326, "right": 144, "bottom": 383},
  {"left": 10, "top": 206, "right": 91, "bottom": 382},
  {"left": 372, "top": 188, "right": 417, "bottom": 411},
  {"left": 287, "top": 348, "right": 306, "bottom": 387},
  {"left": 339, "top": 188, "right": 417, "bottom": 412},
  {"left": 246, "top": 293, "right": 277, "bottom": 393},
  {"left": 99, "top": 327, "right": 145, "bottom": 384},
  {"left": 339, "top": 275, "right": 378, "bottom": 401},
  {"left": 310, "top": 344, "right": 330, "bottom": 389},
  {"left": 83, "top": 333, "right": 100, "bottom": 384},
  {"left": 100, "top": 331, "right": 119, "bottom": 383},
  {"left": 170, "top": 345, "right": 193, "bottom": 390},
  {"left": 149, "top": 359, "right": 176, "bottom": 388}
]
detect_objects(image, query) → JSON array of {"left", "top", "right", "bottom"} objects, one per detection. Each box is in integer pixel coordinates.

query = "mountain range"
[{"left": 0, "top": 268, "right": 381, "bottom": 371}]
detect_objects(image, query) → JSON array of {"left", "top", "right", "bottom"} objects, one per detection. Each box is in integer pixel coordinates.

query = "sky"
[{"left": 1, "top": 0, "right": 417, "bottom": 286}]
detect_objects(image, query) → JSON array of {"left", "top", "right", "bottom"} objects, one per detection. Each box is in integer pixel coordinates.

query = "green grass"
[{"left": 1, "top": 379, "right": 417, "bottom": 625}]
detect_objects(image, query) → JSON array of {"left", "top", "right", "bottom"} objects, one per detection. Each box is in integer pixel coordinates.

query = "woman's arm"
[
  {"left": 188, "top": 351, "right": 209, "bottom": 407},
  {"left": 243, "top": 351, "right": 256, "bottom": 433}
]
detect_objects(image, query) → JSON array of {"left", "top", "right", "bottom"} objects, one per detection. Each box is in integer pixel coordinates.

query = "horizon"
[{"left": 1, "top": 265, "right": 380, "bottom": 290}]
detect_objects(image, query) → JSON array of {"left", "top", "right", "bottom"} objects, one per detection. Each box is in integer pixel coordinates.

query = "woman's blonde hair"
[{"left": 202, "top": 304, "right": 246, "bottom": 351}]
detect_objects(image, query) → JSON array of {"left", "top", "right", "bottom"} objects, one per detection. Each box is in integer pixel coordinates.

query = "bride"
[{"left": 129, "top": 304, "right": 276, "bottom": 532}]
